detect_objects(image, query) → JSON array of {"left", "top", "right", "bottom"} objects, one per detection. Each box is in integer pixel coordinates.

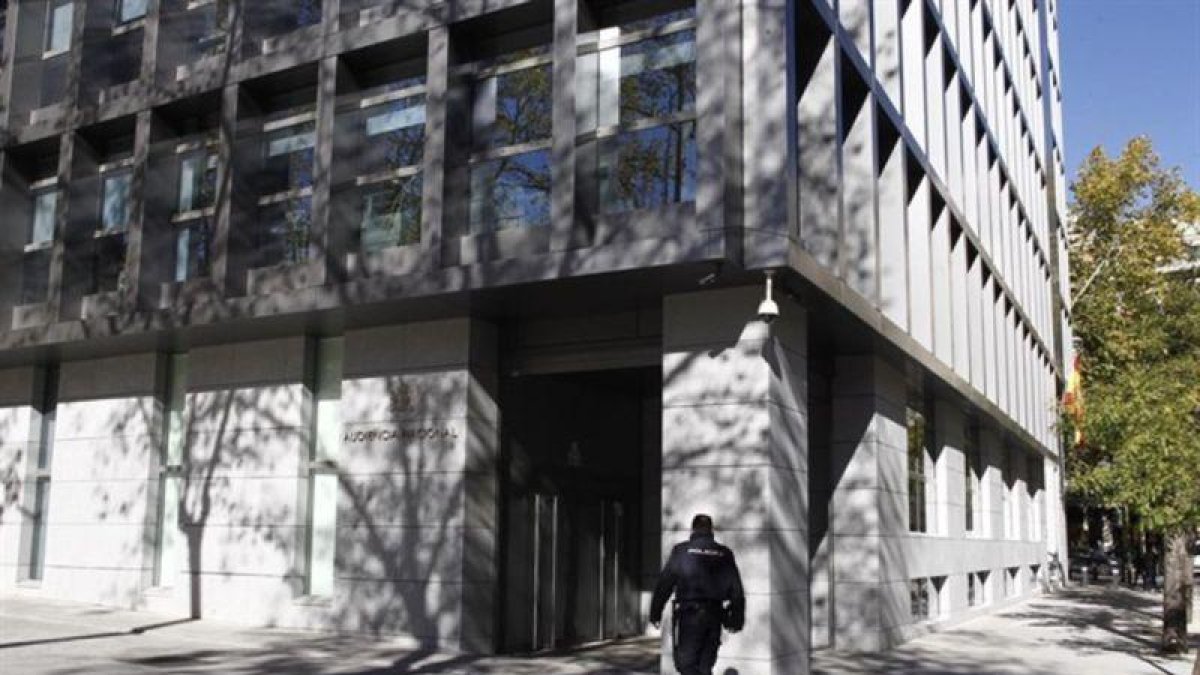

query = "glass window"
[
  {"left": 468, "top": 45, "right": 552, "bottom": 233},
  {"left": 306, "top": 336, "right": 342, "bottom": 597},
  {"left": 46, "top": 0, "right": 73, "bottom": 54},
  {"left": 31, "top": 190, "right": 58, "bottom": 245},
  {"left": 964, "top": 424, "right": 979, "bottom": 533},
  {"left": 174, "top": 219, "right": 212, "bottom": 282},
  {"left": 909, "top": 578, "right": 929, "bottom": 620},
  {"left": 1003, "top": 448, "right": 1015, "bottom": 538},
  {"left": 580, "top": 9, "right": 697, "bottom": 216},
  {"left": 474, "top": 59, "right": 552, "bottom": 150},
  {"left": 907, "top": 406, "right": 928, "bottom": 533},
  {"left": 263, "top": 121, "right": 316, "bottom": 195},
  {"left": 362, "top": 96, "right": 426, "bottom": 173},
  {"left": 27, "top": 478, "right": 50, "bottom": 580},
  {"left": 366, "top": 98, "right": 425, "bottom": 138},
  {"left": 101, "top": 171, "right": 133, "bottom": 232},
  {"left": 255, "top": 197, "right": 313, "bottom": 268},
  {"left": 20, "top": 250, "right": 52, "bottom": 304},
  {"left": 360, "top": 177, "right": 422, "bottom": 252},
  {"left": 469, "top": 150, "right": 551, "bottom": 232},
  {"left": 616, "top": 29, "right": 696, "bottom": 124},
  {"left": 178, "top": 151, "right": 218, "bottom": 212},
  {"left": 191, "top": 4, "right": 227, "bottom": 60},
  {"left": 296, "top": 0, "right": 322, "bottom": 29},
  {"left": 267, "top": 123, "right": 316, "bottom": 157},
  {"left": 118, "top": 0, "right": 147, "bottom": 23},
  {"left": 600, "top": 121, "right": 696, "bottom": 213},
  {"left": 93, "top": 232, "right": 127, "bottom": 292}
]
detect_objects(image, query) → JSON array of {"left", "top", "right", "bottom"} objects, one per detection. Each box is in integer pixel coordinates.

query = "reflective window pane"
[
  {"left": 191, "top": 4, "right": 227, "bottom": 60},
  {"left": 600, "top": 122, "right": 696, "bottom": 213},
  {"left": 263, "top": 122, "right": 316, "bottom": 194},
  {"left": 47, "top": 1, "right": 73, "bottom": 53},
  {"left": 93, "top": 232, "right": 127, "bottom": 292},
  {"left": 360, "top": 176, "right": 422, "bottom": 252},
  {"left": 475, "top": 61, "right": 552, "bottom": 149},
  {"left": 366, "top": 98, "right": 425, "bottom": 137},
  {"left": 617, "top": 30, "right": 696, "bottom": 124},
  {"left": 267, "top": 124, "right": 316, "bottom": 157},
  {"left": 174, "top": 220, "right": 212, "bottom": 282},
  {"left": 178, "top": 152, "right": 217, "bottom": 212},
  {"left": 907, "top": 407, "right": 928, "bottom": 533},
  {"left": 256, "top": 197, "right": 313, "bottom": 268},
  {"left": 470, "top": 150, "right": 550, "bottom": 232},
  {"left": 119, "top": 0, "right": 147, "bottom": 23},
  {"left": 28, "top": 478, "right": 50, "bottom": 580},
  {"left": 362, "top": 98, "right": 425, "bottom": 172},
  {"left": 31, "top": 191, "right": 58, "bottom": 245},
  {"left": 20, "top": 250, "right": 52, "bottom": 304},
  {"left": 102, "top": 172, "right": 133, "bottom": 232},
  {"left": 297, "top": 0, "right": 322, "bottom": 28}
]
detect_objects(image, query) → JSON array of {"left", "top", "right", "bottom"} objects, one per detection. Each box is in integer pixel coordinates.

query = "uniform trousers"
[{"left": 672, "top": 602, "right": 722, "bottom": 675}]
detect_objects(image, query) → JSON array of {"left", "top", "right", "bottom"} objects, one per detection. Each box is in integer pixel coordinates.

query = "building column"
[
  {"left": 661, "top": 286, "right": 808, "bottom": 675},
  {"left": 980, "top": 426, "right": 1005, "bottom": 600},
  {"left": 420, "top": 26, "right": 449, "bottom": 266},
  {"left": 338, "top": 318, "right": 499, "bottom": 651},
  {"left": 549, "top": 0, "right": 577, "bottom": 252},
  {"left": 827, "top": 353, "right": 907, "bottom": 652},
  {"left": 0, "top": 367, "right": 40, "bottom": 590},
  {"left": 1044, "top": 454, "right": 1065, "bottom": 560},
  {"left": 934, "top": 399, "right": 967, "bottom": 616}
]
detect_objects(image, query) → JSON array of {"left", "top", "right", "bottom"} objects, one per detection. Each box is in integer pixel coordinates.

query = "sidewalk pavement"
[
  {"left": 813, "top": 586, "right": 1200, "bottom": 675},
  {"left": 1, "top": 586, "right": 1197, "bottom": 674}
]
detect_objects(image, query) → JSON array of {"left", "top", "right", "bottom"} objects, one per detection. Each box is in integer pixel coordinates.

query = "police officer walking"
[{"left": 649, "top": 514, "right": 746, "bottom": 675}]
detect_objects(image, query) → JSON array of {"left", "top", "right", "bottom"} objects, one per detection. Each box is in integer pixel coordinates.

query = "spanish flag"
[{"left": 1062, "top": 355, "right": 1083, "bottom": 446}]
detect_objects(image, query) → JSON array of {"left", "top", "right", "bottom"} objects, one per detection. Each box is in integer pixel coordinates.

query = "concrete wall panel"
[{"left": 662, "top": 286, "right": 809, "bottom": 674}]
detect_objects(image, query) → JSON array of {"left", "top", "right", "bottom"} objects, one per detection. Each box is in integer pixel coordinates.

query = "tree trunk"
[{"left": 1162, "top": 530, "right": 1190, "bottom": 653}]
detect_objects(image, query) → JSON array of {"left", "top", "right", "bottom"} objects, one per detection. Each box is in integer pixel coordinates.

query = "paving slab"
[
  {"left": 0, "top": 594, "right": 656, "bottom": 674},
  {"left": 1, "top": 587, "right": 1197, "bottom": 674},
  {"left": 813, "top": 587, "right": 1200, "bottom": 675}
]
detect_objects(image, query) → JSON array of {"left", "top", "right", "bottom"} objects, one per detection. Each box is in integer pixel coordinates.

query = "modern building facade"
[{"left": 0, "top": 0, "right": 1071, "bottom": 672}]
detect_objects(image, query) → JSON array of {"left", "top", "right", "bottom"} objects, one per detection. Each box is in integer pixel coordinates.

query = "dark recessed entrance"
[{"left": 500, "top": 366, "right": 660, "bottom": 653}]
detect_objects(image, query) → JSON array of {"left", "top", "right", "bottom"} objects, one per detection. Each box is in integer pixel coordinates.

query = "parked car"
[{"left": 1069, "top": 548, "right": 1120, "bottom": 583}]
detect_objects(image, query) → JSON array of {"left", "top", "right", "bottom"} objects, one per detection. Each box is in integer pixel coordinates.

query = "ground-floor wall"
[
  {"left": 810, "top": 353, "right": 1059, "bottom": 653},
  {"left": 0, "top": 285, "right": 1065, "bottom": 673},
  {"left": 0, "top": 319, "right": 500, "bottom": 652}
]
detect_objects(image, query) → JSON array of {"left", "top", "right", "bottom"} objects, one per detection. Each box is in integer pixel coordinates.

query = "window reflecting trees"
[
  {"left": 350, "top": 75, "right": 426, "bottom": 252},
  {"left": 907, "top": 405, "right": 929, "bottom": 533},
  {"left": 14, "top": 152, "right": 59, "bottom": 304},
  {"left": 468, "top": 47, "right": 553, "bottom": 233},
  {"left": 360, "top": 178, "right": 422, "bottom": 251},
  {"left": 579, "top": 6, "right": 697, "bottom": 216},
  {"left": 118, "top": 0, "right": 148, "bottom": 24},
  {"left": 256, "top": 196, "right": 314, "bottom": 268},
  {"left": 255, "top": 109, "right": 317, "bottom": 269},
  {"left": 172, "top": 145, "right": 218, "bottom": 282}
]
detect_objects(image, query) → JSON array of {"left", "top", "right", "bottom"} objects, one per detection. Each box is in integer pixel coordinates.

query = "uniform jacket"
[{"left": 649, "top": 532, "right": 746, "bottom": 629}]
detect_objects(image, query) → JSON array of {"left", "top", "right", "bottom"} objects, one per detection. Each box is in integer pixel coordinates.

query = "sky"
[{"left": 1058, "top": 0, "right": 1200, "bottom": 193}]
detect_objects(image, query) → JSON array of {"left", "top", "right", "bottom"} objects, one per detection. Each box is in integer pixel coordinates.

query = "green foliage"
[{"left": 1066, "top": 137, "right": 1200, "bottom": 532}]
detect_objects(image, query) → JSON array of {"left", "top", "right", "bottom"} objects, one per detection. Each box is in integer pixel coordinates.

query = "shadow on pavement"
[
  {"left": 56, "top": 635, "right": 660, "bottom": 675},
  {"left": 0, "top": 618, "right": 196, "bottom": 650},
  {"left": 1000, "top": 588, "right": 1199, "bottom": 658}
]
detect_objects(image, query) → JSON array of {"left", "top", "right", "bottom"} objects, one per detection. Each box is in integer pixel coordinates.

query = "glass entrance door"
[
  {"left": 500, "top": 368, "right": 655, "bottom": 653},
  {"left": 532, "top": 492, "right": 558, "bottom": 651}
]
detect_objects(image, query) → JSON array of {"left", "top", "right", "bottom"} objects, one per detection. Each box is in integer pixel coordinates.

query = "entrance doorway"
[{"left": 500, "top": 367, "right": 659, "bottom": 653}]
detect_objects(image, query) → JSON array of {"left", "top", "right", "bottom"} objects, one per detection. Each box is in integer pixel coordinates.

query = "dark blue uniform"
[{"left": 649, "top": 533, "right": 746, "bottom": 675}]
